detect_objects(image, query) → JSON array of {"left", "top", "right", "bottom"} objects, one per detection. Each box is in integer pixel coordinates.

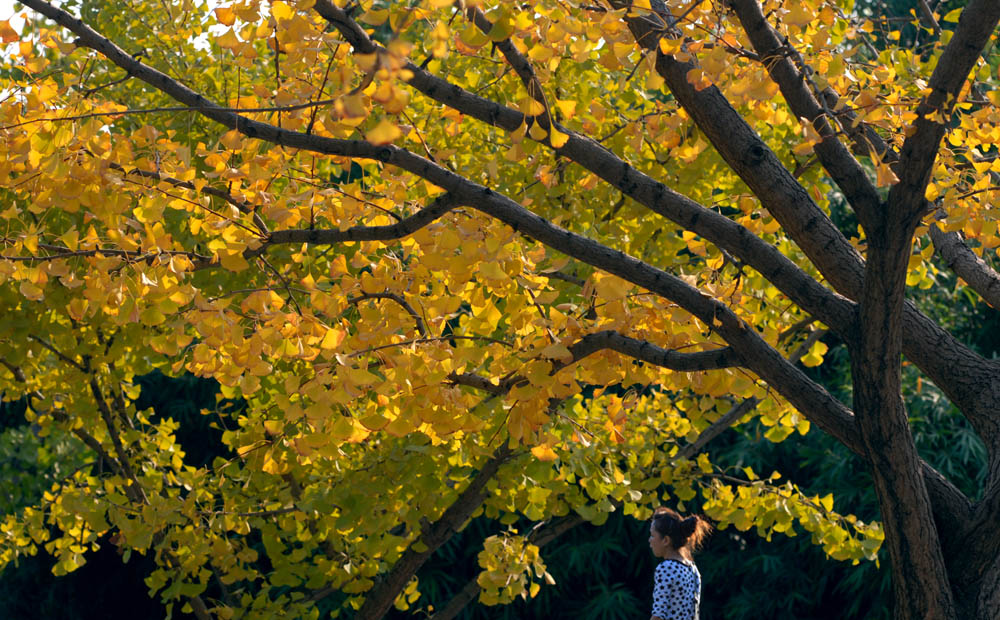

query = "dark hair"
[{"left": 651, "top": 507, "right": 712, "bottom": 553}]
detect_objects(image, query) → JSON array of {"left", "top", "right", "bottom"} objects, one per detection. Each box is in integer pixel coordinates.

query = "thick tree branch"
[
  {"left": 929, "top": 223, "right": 1000, "bottom": 309},
  {"left": 563, "top": 330, "right": 738, "bottom": 372},
  {"left": 448, "top": 329, "right": 738, "bottom": 398},
  {"left": 265, "top": 193, "right": 460, "bottom": 246},
  {"left": 950, "top": 481, "right": 1000, "bottom": 602},
  {"left": 842, "top": 1, "right": 1000, "bottom": 602},
  {"left": 729, "top": 0, "right": 882, "bottom": 233},
  {"left": 837, "top": 5, "right": 1000, "bottom": 604},
  {"left": 610, "top": 0, "right": 863, "bottom": 296},
  {"left": 610, "top": 0, "right": 1000, "bottom": 450},
  {"left": 858, "top": 5, "right": 1000, "bottom": 605},
  {"left": 447, "top": 372, "right": 506, "bottom": 396},
  {"left": 311, "top": 0, "right": 858, "bottom": 340},
  {"left": 312, "top": 0, "right": 524, "bottom": 131},
  {"left": 353, "top": 443, "right": 515, "bottom": 620},
  {"left": 852, "top": 223, "right": 956, "bottom": 617}
]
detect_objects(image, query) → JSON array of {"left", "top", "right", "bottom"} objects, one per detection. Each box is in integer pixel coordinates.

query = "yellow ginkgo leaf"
[
  {"left": 216, "top": 29, "right": 241, "bottom": 50},
  {"left": 0, "top": 20, "right": 19, "bottom": 43},
  {"left": 487, "top": 11, "right": 514, "bottom": 42},
  {"left": 784, "top": 4, "right": 813, "bottom": 27},
  {"left": 18, "top": 281, "right": 43, "bottom": 301},
  {"left": 518, "top": 97, "right": 546, "bottom": 117},
  {"left": 366, "top": 118, "right": 402, "bottom": 145},
  {"left": 530, "top": 444, "right": 559, "bottom": 461},
  {"left": 528, "top": 122, "right": 548, "bottom": 142},
  {"left": 214, "top": 7, "right": 236, "bottom": 26},
  {"left": 800, "top": 340, "right": 829, "bottom": 367},
  {"left": 875, "top": 161, "right": 900, "bottom": 188},
  {"left": 271, "top": 1, "right": 294, "bottom": 20},
  {"left": 554, "top": 99, "right": 576, "bottom": 119},
  {"left": 942, "top": 8, "right": 962, "bottom": 22},
  {"left": 549, "top": 127, "right": 569, "bottom": 148}
]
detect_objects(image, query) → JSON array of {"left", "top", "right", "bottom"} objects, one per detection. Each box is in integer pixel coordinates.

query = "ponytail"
[{"left": 651, "top": 507, "right": 713, "bottom": 553}]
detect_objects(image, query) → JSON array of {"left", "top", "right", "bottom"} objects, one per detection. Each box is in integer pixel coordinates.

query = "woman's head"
[{"left": 649, "top": 507, "right": 712, "bottom": 559}]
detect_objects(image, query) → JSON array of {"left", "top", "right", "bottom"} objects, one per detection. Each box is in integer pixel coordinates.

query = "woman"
[{"left": 648, "top": 507, "right": 712, "bottom": 620}]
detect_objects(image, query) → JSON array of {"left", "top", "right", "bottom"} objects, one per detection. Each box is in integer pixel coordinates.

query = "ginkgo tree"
[{"left": 1, "top": 0, "right": 999, "bottom": 618}]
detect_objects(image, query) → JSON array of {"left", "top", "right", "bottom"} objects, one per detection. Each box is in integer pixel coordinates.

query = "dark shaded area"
[
  {"left": 0, "top": 396, "right": 27, "bottom": 432},
  {"left": 0, "top": 536, "right": 164, "bottom": 620},
  {"left": 855, "top": 0, "right": 969, "bottom": 51},
  {"left": 133, "top": 370, "right": 231, "bottom": 468}
]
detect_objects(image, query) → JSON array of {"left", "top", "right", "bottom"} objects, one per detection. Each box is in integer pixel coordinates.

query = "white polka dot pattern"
[{"left": 651, "top": 558, "right": 701, "bottom": 620}]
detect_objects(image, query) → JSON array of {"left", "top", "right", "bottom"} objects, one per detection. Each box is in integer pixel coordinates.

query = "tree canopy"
[{"left": 1, "top": 0, "right": 999, "bottom": 618}]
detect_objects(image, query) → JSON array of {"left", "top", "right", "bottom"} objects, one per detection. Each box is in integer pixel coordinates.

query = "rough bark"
[
  {"left": 852, "top": 216, "right": 956, "bottom": 619},
  {"left": 929, "top": 224, "right": 1000, "bottom": 310},
  {"left": 971, "top": 557, "right": 1000, "bottom": 620},
  {"left": 877, "top": 4, "right": 1000, "bottom": 615},
  {"left": 859, "top": 0, "right": 999, "bottom": 615},
  {"left": 731, "top": 2, "right": 1000, "bottom": 605}
]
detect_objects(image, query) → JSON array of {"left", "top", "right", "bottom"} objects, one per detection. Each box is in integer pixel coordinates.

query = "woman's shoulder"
[
  {"left": 657, "top": 558, "right": 696, "bottom": 571},
  {"left": 656, "top": 558, "right": 700, "bottom": 578}
]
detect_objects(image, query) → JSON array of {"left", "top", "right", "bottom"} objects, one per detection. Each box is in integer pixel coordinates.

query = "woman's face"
[{"left": 649, "top": 522, "right": 671, "bottom": 558}]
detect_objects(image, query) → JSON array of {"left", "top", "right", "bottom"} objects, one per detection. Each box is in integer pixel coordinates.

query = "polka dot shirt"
[{"left": 651, "top": 558, "right": 701, "bottom": 620}]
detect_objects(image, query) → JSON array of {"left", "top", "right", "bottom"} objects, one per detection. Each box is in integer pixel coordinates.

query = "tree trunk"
[
  {"left": 972, "top": 557, "right": 1000, "bottom": 620},
  {"left": 850, "top": 210, "right": 957, "bottom": 619}
]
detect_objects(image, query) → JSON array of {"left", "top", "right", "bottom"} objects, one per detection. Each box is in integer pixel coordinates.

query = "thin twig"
[
  {"left": 348, "top": 334, "right": 513, "bottom": 358},
  {"left": 348, "top": 292, "right": 428, "bottom": 336},
  {"left": 27, "top": 335, "right": 87, "bottom": 371},
  {"left": 257, "top": 255, "right": 304, "bottom": 316}
]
